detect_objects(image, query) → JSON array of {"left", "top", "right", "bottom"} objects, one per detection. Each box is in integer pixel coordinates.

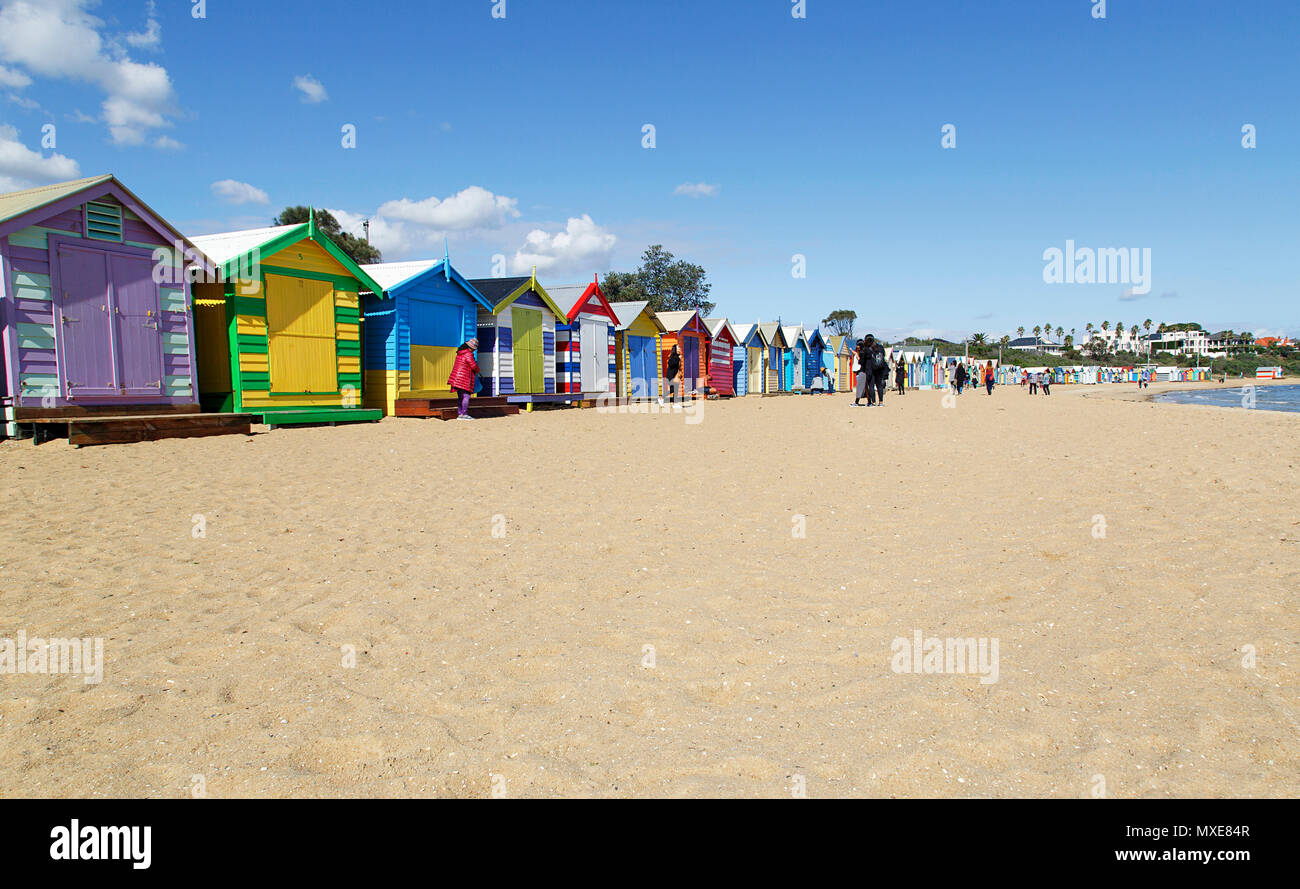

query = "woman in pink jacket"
[{"left": 447, "top": 337, "right": 480, "bottom": 420}]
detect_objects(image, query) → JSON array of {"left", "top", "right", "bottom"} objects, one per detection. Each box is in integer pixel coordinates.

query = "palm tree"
[
  {"left": 1033, "top": 325, "right": 1042, "bottom": 338},
  {"left": 1143, "top": 318, "right": 1152, "bottom": 334},
  {"left": 1101, "top": 320, "right": 1110, "bottom": 331},
  {"left": 1064, "top": 334, "right": 1074, "bottom": 350},
  {"left": 1044, "top": 322, "right": 1052, "bottom": 341},
  {"left": 1017, "top": 326, "right": 1025, "bottom": 339},
  {"left": 999, "top": 335, "right": 1010, "bottom": 349},
  {"left": 1055, "top": 326, "right": 1064, "bottom": 342},
  {"left": 970, "top": 332, "right": 988, "bottom": 346},
  {"left": 1085, "top": 322, "right": 1094, "bottom": 334}
]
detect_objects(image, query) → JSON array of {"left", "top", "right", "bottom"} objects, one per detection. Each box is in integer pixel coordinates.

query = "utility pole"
[{"left": 362, "top": 218, "right": 370, "bottom": 244}]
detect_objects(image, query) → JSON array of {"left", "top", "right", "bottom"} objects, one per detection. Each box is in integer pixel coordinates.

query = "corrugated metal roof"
[
  {"left": 758, "top": 322, "right": 786, "bottom": 347},
  {"left": 360, "top": 259, "right": 440, "bottom": 292},
  {"left": 467, "top": 275, "right": 530, "bottom": 308},
  {"left": 703, "top": 317, "right": 737, "bottom": 342},
  {"left": 654, "top": 310, "right": 699, "bottom": 333},
  {"left": 782, "top": 324, "right": 807, "bottom": 348},
  {"left": 732, "top": 323, "right": 756, "bottom": 343},
  {"left": 190, "top": 224, "right": 300, "bottom": 266},
  {"left": 0, "top": 174, "right": 114, "bottom": 225},
  {"left": 609, "top": 300, "right": 651, "bottom": 330}
]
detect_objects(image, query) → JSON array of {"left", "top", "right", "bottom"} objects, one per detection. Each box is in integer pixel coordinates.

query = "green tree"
[
  {"left": 602, "top": 245, "right": 714, "bottom": 315},
  {"left": 1017, "top": 326, "right": 1025, "bottom": 339},
  {"left": 822, "top": 309, "right": 857, "bottom": 337},
  {"left": 969, "top": 332, "right": 988, "bottom": 346},
  {"left": 273, "top": 206, "right": 381, "bottom": 265}
]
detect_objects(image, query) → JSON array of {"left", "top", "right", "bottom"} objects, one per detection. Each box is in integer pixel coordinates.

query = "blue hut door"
[
  {"left": 628, "top": 335, "right": 656, "bottom": 397},
  {"left": 683, "top": 336, "right": 699, "bottom": 390}
]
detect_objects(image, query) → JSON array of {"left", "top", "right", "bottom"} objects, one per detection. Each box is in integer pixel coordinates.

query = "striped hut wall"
[
  {"left": 5, "top": 238, "right": 57, "bottom": 403},
  {"left": 476, "top": 308, "right": 501, "bottom": 396},
  {"left": 541, "top": 309, "right": 556, "bottom": 394},
  {"left": 732, "top": 344, "right": 747, "bottom": 395},
  {"left": 362, "top": 291, "right": 397, "bottom": 412},
  {"left": 709, "top": 336, "right": 734, "bottom": 395},
  {"left": 608, "top": 323, "right": 617, "bottom": 393},
  {"left": 554, "top": 324, "right": 577, "bottom": 393}
]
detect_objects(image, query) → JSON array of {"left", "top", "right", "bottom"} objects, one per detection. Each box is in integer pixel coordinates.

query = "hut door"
[
  {"left": 628, "top": 335, "right": 656, "bottom": 397},
  {"left": 682, "top": 336, "right": 699, "bottom": 390},
  {"left": 580, "top": 318, "right": 607, "bottom": 393},
  {"left": 55, "top": 244, "right": 118, "bottom": 396},
  {"left": 749, "top": 347, "right": 762, "bottom": 393},
  {"left": 511, "top": 307, "right": 542, "bottom": 394},
  {"left": 110, "top": 253, "right": 163, "bottom": 395}
]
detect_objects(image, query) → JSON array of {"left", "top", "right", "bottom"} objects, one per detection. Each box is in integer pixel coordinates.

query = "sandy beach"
[{"left": 1, "top": 381, "right": 1296, "bottom": 798}]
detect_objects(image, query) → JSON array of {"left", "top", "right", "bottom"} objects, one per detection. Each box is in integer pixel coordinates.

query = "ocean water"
[{"left": 1157, "top": 383, "right": 1300, "bottom": 413}]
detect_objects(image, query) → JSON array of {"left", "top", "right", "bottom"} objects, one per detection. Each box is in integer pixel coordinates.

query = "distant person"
[
  {"left": 1029, "top": 372, "right": 1038, "bottom": 395},
  {"left": 984, "top": 361, "right": 995, "bottom": 395},
  {"left": 954, "top": 362, "right": 968, "bottom": 395},
  {"left": 447, "top": 337, "right": 480, "bottom": 420},
  {"left": 1041, "top": 372, "right": 1052, "bottom": 396},
  {"left": 895, "top": 358, "right": 907, "bottom": 395},
  {"left": 665, "top": 345, "right": 682, "bottom": 401}
]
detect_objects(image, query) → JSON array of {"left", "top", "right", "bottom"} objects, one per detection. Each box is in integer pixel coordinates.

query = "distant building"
[{"left": 1008, "top": 336, "right": 1064, "bottom": 356}]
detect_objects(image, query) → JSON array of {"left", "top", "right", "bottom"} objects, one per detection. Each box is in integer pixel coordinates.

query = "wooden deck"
[
  {"left": 394, "top": 395, "right": 521, "bottom": 420},
  {"left": 24, "top": 412, "right": 255, "bottom": 447}
]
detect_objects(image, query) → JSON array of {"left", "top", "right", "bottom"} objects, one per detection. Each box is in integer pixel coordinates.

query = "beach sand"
[{"left": 1, "top": 381, "right": 1296, "bottom": 798}]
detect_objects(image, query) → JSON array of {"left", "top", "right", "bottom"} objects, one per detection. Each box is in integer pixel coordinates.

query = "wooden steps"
[
  {"left": 26, "top": 412, "right": 255, "bottom": 447},
  {"left": 256, "top": 408, "right": 383, "bottom": 426},
  {"left": 394, "top": 395, "right": 520, "bottom": 420}
]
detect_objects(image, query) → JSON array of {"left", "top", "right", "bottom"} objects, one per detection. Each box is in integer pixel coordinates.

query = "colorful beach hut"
[
  {"left": 731, "top": 323, "right": 758, "bottom": 396},
  {"left": 758, "top": 323, "right": 790, "bottom": 392},
  {"left": 358, "top": 250, "right": 493, "bottom": 416},
  {"left": 551, "top": 276, "right": 618, "bottom": 397},
  {"left": 189, "top": 215, "right": 385, "bottom": 426},
  {"left": 782, "top": 325, "right": 810, "bottom": 392},
  {"left": 828, "top": 335, "right": 852, "bottom": 392},
  {"left": 610, "top": 300, "right": 665, "bottom": 398},
  {"left": 0, "top": 174, "right": 252, "bottom": 443},
  {"left": 806, "top": 328, "right": 830, "bottom": 387},
  {"left": 703, "top": 318, "right": 738, "bottom": 397},
  {"left": 655, "top": 310, "right": 711, "bottom": 394},
  {"left": 466, "top": 273, "right": 567, "bottom": 402}
]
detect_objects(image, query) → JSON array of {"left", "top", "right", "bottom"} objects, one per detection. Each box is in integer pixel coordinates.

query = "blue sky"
[{"left": 2, "top": 0, "right": 1297, "bottom": 340}]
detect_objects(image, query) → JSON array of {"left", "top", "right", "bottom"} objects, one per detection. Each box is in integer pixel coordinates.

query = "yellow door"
[
  {"left": 265, "top": 274, "right": 337, "bottom": 393},
  {"left": 410, "top": 345, "right": 457, "bottom": 394}
]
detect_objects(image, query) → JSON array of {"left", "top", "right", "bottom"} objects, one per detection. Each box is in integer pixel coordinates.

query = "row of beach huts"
[{"left": 0, "top": 175, "right": 854, "bottom": 445}]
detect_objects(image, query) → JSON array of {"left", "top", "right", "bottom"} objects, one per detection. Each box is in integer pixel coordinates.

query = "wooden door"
[
  {"left": 55, "top": 244, "right": 117, "bottom": 396},
  {"left": 110, "top": 252, "right": 163, "bottom": 395},
  {"left": 512, "top": 307, "right": 542, "bottom": 394}
]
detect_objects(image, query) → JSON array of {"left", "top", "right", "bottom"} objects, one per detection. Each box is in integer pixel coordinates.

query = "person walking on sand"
[
  {"left": 1029, "top": 371, "right": 1038, "bottom": 395},
  {"left": 665, "top": 345, "right": 682, "bottom": 402},
  {"left": 853, "top": 340, "right": 869, "bottom": 406},
  {"left": 894, "top": 357, "right": 907, "bottom": 396},
  {"left": 953, "top": 361, "right": 968, "bottom": 395},
  {"left": 984, "top": 361, "right": 995, "bottom": 395},
  {"left": 447, "top": 337, "right": 480, "bottom": 420},
  {"left": 861, "top": 335, "right": 887, "bottom": 406},
  {"left": 1041, "top": 371, "right": 1052, "bottom": 396}
]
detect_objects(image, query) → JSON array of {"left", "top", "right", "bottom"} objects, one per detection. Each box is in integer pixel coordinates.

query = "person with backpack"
[
  {"left": 953, "top": 362, "right": 968, "bottom": 395},
  {"left": 894, "top": 357, "right": 907, "bottom": 396},
  {"left": 984, "top": 361, "right": 995, "bottom": 395},
  {"left": 860, "top": 335, "right": 887, "bottom": 405},
  {"left": 853, "top": 340, "right": 869, "bottom": 405}
]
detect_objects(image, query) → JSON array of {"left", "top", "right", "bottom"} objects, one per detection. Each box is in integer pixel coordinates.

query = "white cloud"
[
  {"left": 0, "top": 63, "right": 30, "bottom": 88},
  {"left": 123, "top": 1, "right": 160, "bottom": 49},
  {"left": 510, "top": 214, "right": 617, "bottom": 275},
  {"left": 7, "top": 92, "right": 39, "bottom": 109},
  {"left": 673, "top": 182, "right": 719, "bottom": 198},
  {"left": 153, "top": 135, "right": 182, "bottom": 150},
  {"left": 378, "top": 185, "right": 519, "bottom": 230},
  {"left": 328, "top": 208, "right": 418, "bottom": 258},
  {"left": 292, "top": 74, "right": 328, "bottom": 104},
  {"left": 211, "top": 178, "right": 270, "bottom": 205},
  {"left": 0, "top": 123, "right": 80, "bottom": 191},
  {"left": 0, "top": 0, "right": 178, "bottom": 146}
]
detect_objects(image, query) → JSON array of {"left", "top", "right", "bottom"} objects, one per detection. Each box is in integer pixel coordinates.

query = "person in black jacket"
[
  {"left": 861, "top": 335, "right": 887, "bottom": 406},
  {"left": 665, "top": 345, "right": 682, "bottom": 401}
]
